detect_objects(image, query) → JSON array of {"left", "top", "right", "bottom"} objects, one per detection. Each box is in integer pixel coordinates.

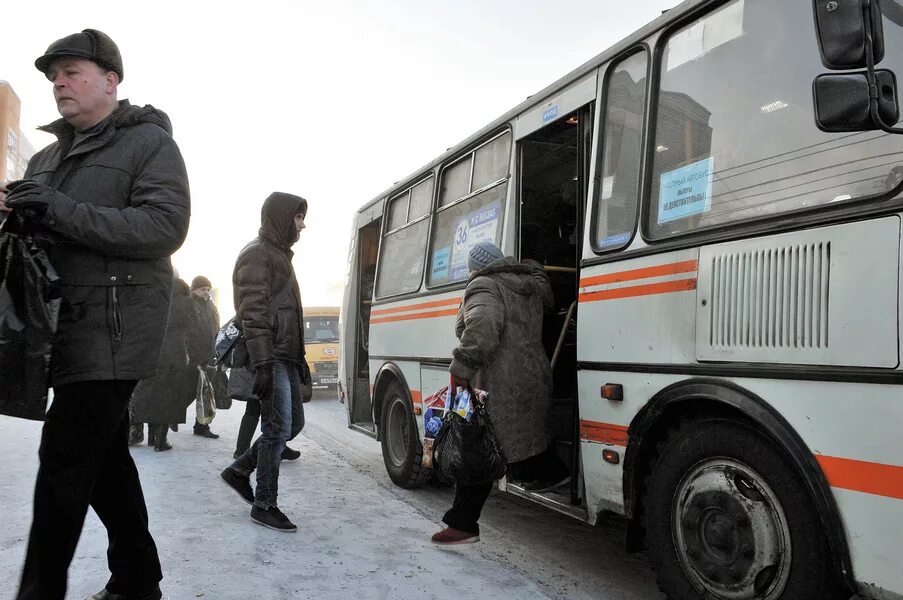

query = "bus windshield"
[{"left": 304, "top": 315, "right": 340, "bottom": 343}]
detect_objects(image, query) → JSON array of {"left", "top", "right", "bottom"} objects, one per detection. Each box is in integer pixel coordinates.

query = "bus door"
[
  {"left": 516, "top": 101, "right": 594, "bottom": 509},
  {"left": 343, "top": 215, "right": 381, "bottom": 436}
]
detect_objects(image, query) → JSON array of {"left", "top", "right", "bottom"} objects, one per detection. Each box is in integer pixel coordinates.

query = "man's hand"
[
  {"left": 300, "top": 359, "right": 312, "bottom": 386},
  {"left": 4, "top": 180, "right": 54, "bottom": 219},
  {"left": 253, "top": 362, "right": 275, "bottom": 400}
]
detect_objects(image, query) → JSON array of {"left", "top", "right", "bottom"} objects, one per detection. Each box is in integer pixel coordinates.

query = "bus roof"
[{"left": 357, "top": 0, "right": 698, "bottom": 214}]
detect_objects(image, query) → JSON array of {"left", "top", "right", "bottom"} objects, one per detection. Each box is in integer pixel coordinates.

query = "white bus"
[{"left": 339, "top": 1, "right": 903, "bottom": 599}]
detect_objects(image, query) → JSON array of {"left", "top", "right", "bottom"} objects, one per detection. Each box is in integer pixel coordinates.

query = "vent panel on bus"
[
  {"left": 708, "top": 243, "right": 830, "bottom": 350},
  {"left": 696, "top": 216, "right": 899, "bottom": 368}
]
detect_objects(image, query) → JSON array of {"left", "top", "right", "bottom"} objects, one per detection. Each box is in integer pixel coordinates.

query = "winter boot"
[
  {"left": 147, "top": 424, "right": 158, "bottom": 448},
  {"left": 128, "top": 424, "right": 145, "bottom": 446},
  {"left": 154, "top": 425, "right": 173, "bottom": 452}
]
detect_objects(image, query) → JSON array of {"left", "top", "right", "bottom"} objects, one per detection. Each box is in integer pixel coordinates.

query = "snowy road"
[{"left": 0, "top": 392, "right": 664, "bottom": 600}]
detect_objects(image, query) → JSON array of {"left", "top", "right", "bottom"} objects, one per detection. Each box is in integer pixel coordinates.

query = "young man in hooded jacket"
[
  {"left": 220, "top": 192, "right": 311, "bottom": 532},
  {"left": 0, "top": 29, "right": 189, "bottom": 600}
]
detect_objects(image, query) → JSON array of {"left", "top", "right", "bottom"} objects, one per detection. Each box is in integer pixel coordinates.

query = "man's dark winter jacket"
[
  {"left": 233, "top": 193, "right": 306, "bottom": 367},
  {"left": 23, "top": 100, "right": 190, "bottom": 385}
]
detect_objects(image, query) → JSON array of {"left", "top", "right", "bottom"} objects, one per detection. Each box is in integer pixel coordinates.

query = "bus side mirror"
[
  {"left": 813, "top": 70, "right": 899, "bottom": 131},
  {"left": 813, "top": 0, "right": 884, "bottom": 69}
]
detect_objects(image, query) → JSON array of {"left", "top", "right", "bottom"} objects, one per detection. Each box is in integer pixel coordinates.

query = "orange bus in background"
[{"left": 304, "top": 307, "right": 340, "bottom": 389}]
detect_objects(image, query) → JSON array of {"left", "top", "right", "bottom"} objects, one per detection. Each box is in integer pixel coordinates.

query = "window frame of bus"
[
  {"left": 589, "top": 45, "right": 651, "bottom": 255},
  {"left": 639, "top": 0, "right": 903, "bottom": 245},
  {"left": 425, "top": 129, "right": 512, "bottom": 290},
  {"left": 373, "top": 174, "right": 435, "bottom": 300}
]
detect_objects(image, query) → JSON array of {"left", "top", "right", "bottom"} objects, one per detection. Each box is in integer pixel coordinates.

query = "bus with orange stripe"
[{"left": 339, "top": 2, "right": 903, "bottom": 599}]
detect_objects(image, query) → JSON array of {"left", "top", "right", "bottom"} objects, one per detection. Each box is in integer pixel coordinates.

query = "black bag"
[
  {"left": 207, "top": 364, "right": 231, "bottom": 410},
  {"left": 227, "top": 366, "right": 256, "bottom": 402},
  {"left": 0, "top": 217, "right": 61, "bottom": 421},
  {"left": 434, "top": 395, "right": 506, "bottom": 485}
]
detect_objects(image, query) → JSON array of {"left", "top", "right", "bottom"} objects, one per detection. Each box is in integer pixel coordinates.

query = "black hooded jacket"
[
  {"left": 232, "top": 192, "right": 307, "bottom": 367},
  {"left": 23, "top": 100, "right": 191, "bottom": 385}
]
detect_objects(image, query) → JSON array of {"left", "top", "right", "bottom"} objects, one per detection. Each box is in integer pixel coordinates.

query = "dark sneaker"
[
  {"left": 524, "top": 475, "right": 571, "bottom": 493},
  {"left": 431, "top": 527, "right": 479, "bottom": 545},
  {"left": 250, "top": 505, "right": 297, "bottom": 532},
  {"left": 153, "top": 441, "right": 173, "bottom": 452},
  {"left": 221, "top": 467, "right": 254, "bottom": 504},
  {"left": 88, "top": 585, "right": 162, "bottom": 600},
  {"left": 281, "top": 446, "right": 301, "bottom": 461},
  {"left": 128, "top": 425, "right": 144, "bottom": 446}
]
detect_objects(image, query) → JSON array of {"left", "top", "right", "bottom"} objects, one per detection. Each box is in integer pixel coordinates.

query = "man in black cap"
[
  {"left": 190, "top": 274, "right": 220, "bottom": 438},
  {"left": 0, "top": 29, "right": 189, "bottom": 600}
]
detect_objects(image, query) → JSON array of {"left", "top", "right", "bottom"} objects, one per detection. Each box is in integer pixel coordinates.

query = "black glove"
[
  {"left": 252, "top": 362, "right": 275, "bottom": 400},
  {"left": 4, "top": 179, "right": 55, "bottom": 220},
  {"left": 300, "top": 359, "right": 312, "bottom": 385}
]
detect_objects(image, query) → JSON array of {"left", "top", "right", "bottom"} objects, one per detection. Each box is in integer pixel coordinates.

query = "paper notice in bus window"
[
  {"left": 666, "top": 0, "right": 744, "bottom": 71},
  {"left": 658, "top": 157, "right": 714, "bottom": 224},
  {"left": 431, "top": 247, "right": 450, "bottom": 280},
  {"left": 450, "top": 203, "right": 501, "bottom": 281},
  {"left": 601, "top": 176, "right": 614, "bottom": 200}
]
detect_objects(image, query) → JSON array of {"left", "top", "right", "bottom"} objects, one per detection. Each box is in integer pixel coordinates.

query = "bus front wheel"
[
  {"left": 644, "top": 417, "right": 846, "bottom": 600},
  {"left": 379, "top": 381, "right": 430, "bottom": 489}
]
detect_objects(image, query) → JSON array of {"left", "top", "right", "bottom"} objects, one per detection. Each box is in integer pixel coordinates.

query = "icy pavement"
[{"left": 0, "top": 403, "right": 554, "bottom": 600}]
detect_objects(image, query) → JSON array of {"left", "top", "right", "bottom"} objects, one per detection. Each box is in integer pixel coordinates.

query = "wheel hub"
[{"left": 673, "top": 459, "right": 791, "bottom": 599}]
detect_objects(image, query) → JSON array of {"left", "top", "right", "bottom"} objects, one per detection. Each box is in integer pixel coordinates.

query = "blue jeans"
[{"left": 230, "top": 361, "right": 304, "bottom": 509}]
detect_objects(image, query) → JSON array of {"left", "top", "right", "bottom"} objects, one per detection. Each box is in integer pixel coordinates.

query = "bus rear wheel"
[
  {"left": 644, "top": 417, "right": 846, "bottom": 600},
  {"left": 379, "top": 380, "right": 430, "bottom": 489}
]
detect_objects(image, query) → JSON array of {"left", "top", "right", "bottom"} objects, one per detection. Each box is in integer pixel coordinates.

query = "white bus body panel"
[
  {"left": 696, "top": 217, "right": 900, "bottom": 367},
  {"left": 515, "top": 73, "right": 597, "bottom": 140}
]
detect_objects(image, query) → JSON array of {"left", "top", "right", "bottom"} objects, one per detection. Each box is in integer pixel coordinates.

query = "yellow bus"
[{"left": 303, "top": 307, "right": 340, "bottom": 389}]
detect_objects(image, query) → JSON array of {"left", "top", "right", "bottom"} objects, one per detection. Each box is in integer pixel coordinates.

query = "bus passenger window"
[
  {"left": 375, "top": 177, "right": 434, "bottom": 298},
  {"left": 593, "top": 50, "right": 648, "bottom": 252},
  {"left": 428, "top": 132, "right": 512, "bottom": 287}
]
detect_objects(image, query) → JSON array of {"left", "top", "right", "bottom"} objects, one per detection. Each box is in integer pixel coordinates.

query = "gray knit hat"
[{"left": 467, "top": 241, "right": 504, "bottom": 272}]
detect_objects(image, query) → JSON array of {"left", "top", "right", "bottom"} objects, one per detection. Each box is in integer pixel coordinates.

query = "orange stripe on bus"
[
  {"left": 580, "top": 259, "right": 698, "bottom": 288},
  {"left": 816, "top": 455, "right": 903, "bottom": 500},
  {"left": 580, "top": 420, "right": 629, "bottom": 446},
  {"left": 371, "top": 297, "right": 461, "bottom": 317},
  {"left": 579, "top": 278, "right": 697, "bottom": 303},
  {"left": 370, "top": 308, "right": 461, "bottom": 325}
]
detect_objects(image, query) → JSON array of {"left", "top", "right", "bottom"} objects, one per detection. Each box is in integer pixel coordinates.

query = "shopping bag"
[
  {"left": 433, "top": 387, "right": 506, "bottom": 485},
  {"left": 195, "top": 365, "right": 216, "bottom": 424},
  {"left": 0, "top": 218, "right": 60, "bottom": 421},
  {"left": 213, "top": 316, "right": 248, "bottom": 367},
  {"left": 206, "top": 364, "right": 231, "bottom": 410}
]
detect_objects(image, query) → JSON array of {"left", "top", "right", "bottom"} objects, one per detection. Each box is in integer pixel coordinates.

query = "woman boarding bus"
[{"left": 340, "top": 1, "right": 903, "bottom": 599}]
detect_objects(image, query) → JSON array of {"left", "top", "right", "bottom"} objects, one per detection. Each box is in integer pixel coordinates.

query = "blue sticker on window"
[
  {"left": 658, "top": 157, "right": 714, "bottom": 224},
  {"left": 542, "top": 105, "right": 559, "bottom": 123},
  {"left": 450, "top": 203, "right": 501, "bottom": 281},
  {"left": 598, "top": 231, "right": 631, "bottom": 249},
  {"left": 431, "top": 246, "right": 450, "bottom": 280}
]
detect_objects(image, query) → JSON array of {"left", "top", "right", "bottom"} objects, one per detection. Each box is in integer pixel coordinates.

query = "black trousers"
[
  {"left": 235, "top": 398, "right": 261, "bottom": 456},
  {"left": 17, "top": 380, "right": 163, "bottom": 600},
  {"left": 442, "top": 445, "right": 569, "bottom": 535}
]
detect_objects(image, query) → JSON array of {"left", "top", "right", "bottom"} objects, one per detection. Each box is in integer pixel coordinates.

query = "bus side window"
[{"left": 593, "top": 49, "right": 648, "bottom": 253}]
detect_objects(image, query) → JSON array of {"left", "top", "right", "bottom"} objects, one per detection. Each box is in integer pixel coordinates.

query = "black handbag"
[
  {"left": 434, "top": 391, "right": 506, "bottom": 485},
  {"left": 0, "top": 216, "right": 60, "bottom": 421}
]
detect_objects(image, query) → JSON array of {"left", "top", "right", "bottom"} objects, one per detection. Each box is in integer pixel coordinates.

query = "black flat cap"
[{"left": 34, "top": 29, "right": 123, "bottom": 82}]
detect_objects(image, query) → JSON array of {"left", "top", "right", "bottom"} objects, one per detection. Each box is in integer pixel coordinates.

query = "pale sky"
[{"left": 1, "top": 0, "right": 676, "bottom": 312}]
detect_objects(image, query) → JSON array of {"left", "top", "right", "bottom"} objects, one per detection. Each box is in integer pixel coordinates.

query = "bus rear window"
[
  {"left": 647, "top": 0, "right": 903, "bottom": 239},
  {"left": 304, "top": 316, "right": 339, "bottom": 343}
]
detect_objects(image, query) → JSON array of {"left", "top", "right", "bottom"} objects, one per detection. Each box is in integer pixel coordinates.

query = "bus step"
[{"left": 504, "top": 481, "right": 587, "bottom": 521}]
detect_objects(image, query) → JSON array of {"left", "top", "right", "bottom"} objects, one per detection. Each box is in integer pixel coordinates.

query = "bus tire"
[
  {"left": 644, "top": 417, "right": 846, "bottom": 600},
  {"left": 379, "top": 380, "right": 430, "bottom": 489}
]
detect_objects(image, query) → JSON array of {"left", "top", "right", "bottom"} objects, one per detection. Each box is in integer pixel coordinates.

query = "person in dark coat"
[
  {"left": 130, "top": 278, "right": 206, "bottom": 451},
  {"left": 190, "top": 275, "right": 221, "bottom": 439},
  {"left": 220, "top": 192, "right": 311, "bottom": 533},
  {"left": 431, "top": 241, "right": 569, "bottom": 546},
  {"left": 0, "top": 29, "right": 189, "bottom": 600}
]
